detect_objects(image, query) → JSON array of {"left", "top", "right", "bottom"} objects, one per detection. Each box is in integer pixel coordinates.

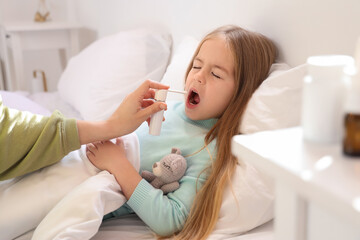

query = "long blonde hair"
[{"left": 170, "top": 25, "right": 277, "bottom": 239}]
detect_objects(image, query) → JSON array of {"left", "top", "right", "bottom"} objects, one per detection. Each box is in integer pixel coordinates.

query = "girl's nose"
[{"left": 195, "top": 71, "right": 206, "bottom": 84}]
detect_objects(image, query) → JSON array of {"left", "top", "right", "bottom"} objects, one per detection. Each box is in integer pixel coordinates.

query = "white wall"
[
  {"left": 72, "top": 0, "right": 360, "bottom": 67},
  {"left": 0, "top": 0, "right": 69, "bottom": 91},
  {"left": 1, "top": 0, "right": 360, "bottom": 90},
  {"left": 0, "top": 0, "right": 68, "bottom": 22}
]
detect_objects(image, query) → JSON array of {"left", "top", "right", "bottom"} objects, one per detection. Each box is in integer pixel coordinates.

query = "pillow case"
[
  {"left": 239, "top": 64, "right": 306, "bottom": 133},
  {"left": 58, "top": 29, "right": 172, "bottom": 121}
]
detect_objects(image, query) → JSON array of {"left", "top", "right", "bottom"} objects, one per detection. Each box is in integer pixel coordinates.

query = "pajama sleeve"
[
  {"left": 126, "top": 175, "right": 206, "bottom": 236},
  {"left": 0, "top": 96, "right": 80, "bottom": 180}
]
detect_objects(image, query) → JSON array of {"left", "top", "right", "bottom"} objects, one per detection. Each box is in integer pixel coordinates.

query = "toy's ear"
[{"left": 171, "top": 148, "right": 181, "bottom": 155}]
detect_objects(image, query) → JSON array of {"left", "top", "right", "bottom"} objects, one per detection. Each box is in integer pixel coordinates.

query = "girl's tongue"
[{"left": 188, "top": 90, "right": 200, "bottom": 105}]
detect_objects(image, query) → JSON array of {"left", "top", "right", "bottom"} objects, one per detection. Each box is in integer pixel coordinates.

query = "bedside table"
[
  {"left": 232, "top": 127, "right": 360, "bottom": 240},
  {"left": 0, "top": 21, "right": 82, "bottom": 91}
]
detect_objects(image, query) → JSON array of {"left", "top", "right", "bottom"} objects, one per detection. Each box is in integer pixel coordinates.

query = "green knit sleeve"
[{"left": 0, "top": 96, "right": 81, "bottom": 180}]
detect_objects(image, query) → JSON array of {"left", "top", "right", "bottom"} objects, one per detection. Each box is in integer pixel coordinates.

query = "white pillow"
[
  {"left": 239, "top": 64, "right": 306, "bottom": 133},
  {"left": 58, "top": 29, "right": 172, "bottom": 121},
  {"left": 161, "top": 36, "right": 198, "bottom": 101},
  {"left": 211, "top": 161, "right": 274, "bottom": 237}
]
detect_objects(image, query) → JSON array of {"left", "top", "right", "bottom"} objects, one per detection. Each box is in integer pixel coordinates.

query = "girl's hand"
[
  {"left": 86, "top": 137, "right": 143, "bottom": 200},
  {"left": 86, "top": 138, "right": 126, "bottom": 173}
]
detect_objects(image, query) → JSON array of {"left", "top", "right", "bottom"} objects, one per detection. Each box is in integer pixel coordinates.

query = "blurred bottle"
[
  {"left": 343, "top": 38, "right": 360, "bottom": 156},
  {"left": 302, "top": 55, "right": 354, "bottom": 143}
]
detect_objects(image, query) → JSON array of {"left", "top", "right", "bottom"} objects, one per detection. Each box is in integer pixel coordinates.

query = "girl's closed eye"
[
  {"left": 192, "top": 58, "right": 202, "bottom": 70},
  {"left": 211, "top": 72, "right": 221, "bottom": 79}
]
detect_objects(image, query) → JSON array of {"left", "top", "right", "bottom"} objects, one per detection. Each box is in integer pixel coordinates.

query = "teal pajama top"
[{"left": 106, "top": 101, "right": 217, "bottom": 236}]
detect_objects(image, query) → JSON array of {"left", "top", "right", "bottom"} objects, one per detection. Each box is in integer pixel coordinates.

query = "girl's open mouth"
[{"left": 187, "top": 89, "right": 200, "bottom": 107}]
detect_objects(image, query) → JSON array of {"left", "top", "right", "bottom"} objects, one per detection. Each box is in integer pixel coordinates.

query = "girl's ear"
[{"left": 171, "top": 147, "right": 182, "bottom": 155}]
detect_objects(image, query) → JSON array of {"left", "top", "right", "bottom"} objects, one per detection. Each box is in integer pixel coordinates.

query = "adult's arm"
[
  {"left": 0, "top": 97, "right": 80, "bottom": 180},
  {"left": 0, "top": 80, "right": 168, "bottom": 180}
]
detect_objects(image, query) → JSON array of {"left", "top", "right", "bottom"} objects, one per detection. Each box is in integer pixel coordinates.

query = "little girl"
[{"left": 86, "top": 25, "right": 277, "bottom": 239}]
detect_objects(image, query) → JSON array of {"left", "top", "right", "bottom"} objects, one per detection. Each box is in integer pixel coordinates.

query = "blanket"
[{"left": 0, "top": 133, "right": 140, "bottom": 240}]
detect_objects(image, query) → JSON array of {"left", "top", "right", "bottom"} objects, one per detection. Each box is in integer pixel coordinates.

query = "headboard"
[{"left": 72, "top": 0, "right": 360, "bottom": 67}]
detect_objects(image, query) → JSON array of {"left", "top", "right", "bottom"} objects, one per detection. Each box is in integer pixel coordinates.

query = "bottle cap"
[
  {"left": 154, "top": 90, "right": 168, "bottom": 101},
  {"left": 307, "top": 55, "right": 354, "bottom": 81}
]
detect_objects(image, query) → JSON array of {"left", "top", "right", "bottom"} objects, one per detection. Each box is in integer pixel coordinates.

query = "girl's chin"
[{"left": 185, "top": 107, "right": 202, "bottom": 121}]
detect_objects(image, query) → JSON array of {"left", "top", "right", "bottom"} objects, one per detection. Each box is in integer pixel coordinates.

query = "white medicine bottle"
[
  {"left": 149, "top": 90, "right": 168, "bottom": 135},
  {"left": 302, "top": 55, "right": 354, "bottom": 143}
]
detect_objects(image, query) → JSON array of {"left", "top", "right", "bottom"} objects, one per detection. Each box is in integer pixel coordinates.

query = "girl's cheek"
[{"left": 185, "top": 77, "right": 191, "bottom": 89}]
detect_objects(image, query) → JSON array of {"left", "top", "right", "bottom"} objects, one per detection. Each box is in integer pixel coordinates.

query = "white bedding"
[
  {"left": 0, "top": 145, "right": 100, "bottom": 239},
  {"left": 0, "top": 91, "right": 274, "bottom": 239},
  {"left": 0, "top": 133, "right": 140, "bottom": 240},
  {"left": 32, "top": 171, "right": 128, "bottom": 239},
  {"left": 0, "top": 28, "right": 307, "bottom": 239},
  {"left": 15, "top": 216, "right": 273, "bottom": 240}
]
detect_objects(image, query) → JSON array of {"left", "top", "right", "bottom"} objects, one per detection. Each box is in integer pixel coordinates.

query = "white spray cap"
[
  {"left": 307, "top": 55, "right": 354, "bottom": 82},
  {"left": 154, "top": 89, "right": 168, "bottom": 101}
]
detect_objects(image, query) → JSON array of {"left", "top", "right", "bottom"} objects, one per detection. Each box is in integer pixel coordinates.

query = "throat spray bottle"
[
  {"left": 149, "top": 90, "right": 168, "bottom": 136},
  {"left": 343, "top": 38, "right": 360, "bottom": 156},
  {"left": 149, "top": 89, "right": 187, "bottom": 136}
]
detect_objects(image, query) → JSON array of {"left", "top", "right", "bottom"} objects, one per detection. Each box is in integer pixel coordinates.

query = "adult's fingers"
[
  {"left": 135, "top": 80, "right": 169, "bottom": 96},
  {"left": 143, "top": 88, "right": 156, "bottom": 100},
  {"left": 138, "top": 102, "right": 167, "bottom": 121},
  {"left": 141, "top": 99, "right": 155, "bottom": 108}
]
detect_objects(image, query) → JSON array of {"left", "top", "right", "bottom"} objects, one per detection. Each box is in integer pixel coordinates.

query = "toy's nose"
[{"left": 153, "top": 162, "right": 157, "bottom": 168}]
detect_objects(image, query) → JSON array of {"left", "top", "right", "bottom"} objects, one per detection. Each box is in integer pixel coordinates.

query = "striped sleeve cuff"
[
  {"left": 62, "top": 116, "right": 81, "bottom": 153},
  {"left": 127, "top": 179, "right": 153, "bottom": 212}
]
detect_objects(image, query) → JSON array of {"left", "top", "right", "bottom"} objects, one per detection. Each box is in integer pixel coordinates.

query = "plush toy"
[{"left": 141, "top": 148, "right": 187, "bottom": 194}]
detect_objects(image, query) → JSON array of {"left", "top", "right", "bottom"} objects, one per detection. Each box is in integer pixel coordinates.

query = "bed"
[
  {"left": 1, "top": 29, "right": 298, "bottom": 239},
  {"left": 1, "top": 0, "right": 360, "bottom": 239}
]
